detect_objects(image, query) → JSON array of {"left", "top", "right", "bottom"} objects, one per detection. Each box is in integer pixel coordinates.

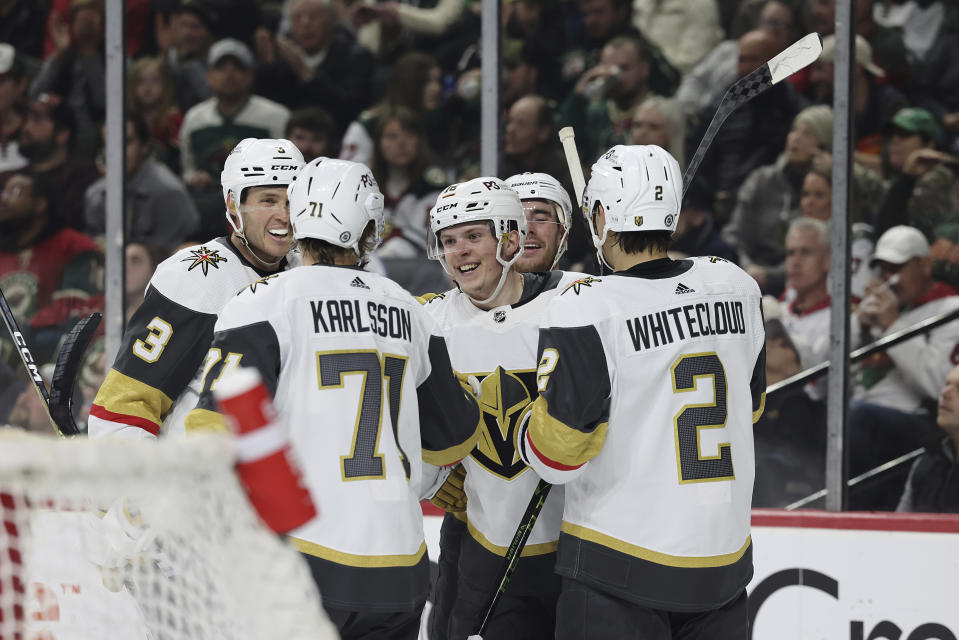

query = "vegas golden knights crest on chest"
[{"left": 471, "top": 367, "right": 537, "bottom": 480}]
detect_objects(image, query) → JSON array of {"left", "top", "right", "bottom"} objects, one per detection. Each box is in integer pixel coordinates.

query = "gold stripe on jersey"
[
  {"left": 93, "top": 369, "right": 173, "bottom": 427},
  {"left": 291, "top": 537, "right": 428, "bottom": 568},
  {"left": 466, "top": 519, "right": 557, "bottom": 557},
  {"left": 527, "top": 396, "right": 608, "bottom": 469},
  {"left": 423, "top": 419, "right": 482, "bottom": 466},
  {"left": 184, "top": 408, "right": 229, "bottom": 433},
  {"left": 753, "top": 391, "right": 766, "bottom": 423},
  {"left": 561, "top": 522, "right": 751, "bottom": 568}
]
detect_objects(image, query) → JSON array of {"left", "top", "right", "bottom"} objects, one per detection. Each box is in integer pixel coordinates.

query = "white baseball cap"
[
  {"left": 208, "top": 38, "right": 254, "bottom": 69},
  {"left": 869, "top": 225, "right": 930, "bottom": 267}
]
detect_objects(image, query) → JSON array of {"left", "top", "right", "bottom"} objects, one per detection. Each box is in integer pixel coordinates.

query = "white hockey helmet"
[
  {"left": 287, "top": 158, "right": 385, "bottom": 259},
  {"left": 221, "top": 138, "right": 304, "bottom": 235},
  {"left": 427, "top": 177, "right": 527, "bottom": 304},
  {"left": 506, "top": 172, "right": 573, "bottom": 269},
  {"left": 584, "top": 144, "right": 682, "bottom": 256}
]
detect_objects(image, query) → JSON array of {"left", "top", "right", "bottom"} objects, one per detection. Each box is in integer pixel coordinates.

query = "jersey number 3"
[
  {"left": 317, "top": 351, "right": 411, "bottom": 481},
  {"left": 671, "top": 353, "right": 734, "bottom": 483}
]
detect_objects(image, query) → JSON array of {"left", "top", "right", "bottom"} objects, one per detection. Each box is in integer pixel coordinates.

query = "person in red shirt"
[{"left": 0, "top": 170, "right": 103, "bottom": 365}]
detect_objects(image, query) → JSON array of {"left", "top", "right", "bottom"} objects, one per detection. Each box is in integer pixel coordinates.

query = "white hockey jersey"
[
  {"left": 423, "top": 271, "right": 583, "bottom": 590},
  {"left": 521, "top": 257, "right": 765, "bottom": 611},
  {"left": 188, "top": 265, "right": 480, "bottom": 611},
  {"left": 89, "top": 237, "right": 291, "bottom": 439}
]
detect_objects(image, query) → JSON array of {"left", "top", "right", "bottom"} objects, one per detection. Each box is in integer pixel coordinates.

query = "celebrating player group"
[{"left": 88, "top": 133, "right": 765, "bottom": 640}]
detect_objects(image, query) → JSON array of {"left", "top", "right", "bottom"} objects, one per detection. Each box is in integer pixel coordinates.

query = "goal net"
[{"left": 0, "top": 429, "right": 337, "bottom": 640}]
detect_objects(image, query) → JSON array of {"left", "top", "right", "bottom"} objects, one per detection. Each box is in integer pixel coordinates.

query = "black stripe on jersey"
[
  {"left": 300, "top": 551, "right": 430, "bottom": 612},
  {"left": 459, "top": 529, "right": 561, "bottom": 597},
  {"left": 538, "top": 325, "right": 611, "bottom": 433},
  {"left": 418, "top": 335, "right": 482, "bottom": 465},
  {"left": 194, "top": 321, "right": 282, "bottom": 414},
  {"left": 555, "top": 532, "right": 753, "bottom": 612},
  {"left": 617, "top": 258, "right": 693, "bottom": 280},
  {"left": 214, "top": 236, "right": 289, "bottom": 277},
  {"left": 751, "top": 343, "right": 767, "bottom": 423},
  {"left": 113, "top": 284, "right": 218, "bottom": 403},
  {"left": 515, "top": 271, "right": 565, "bottom": 308}
]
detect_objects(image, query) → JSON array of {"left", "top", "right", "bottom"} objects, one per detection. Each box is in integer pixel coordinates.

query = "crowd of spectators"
[{"left": 1, "top": 0, "right": 959, "bottom": 511}]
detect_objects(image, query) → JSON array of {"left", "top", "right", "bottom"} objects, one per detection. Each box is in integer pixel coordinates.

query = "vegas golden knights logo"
[{"left": 471, "top": 367, "right": 537, "bottom": 480}]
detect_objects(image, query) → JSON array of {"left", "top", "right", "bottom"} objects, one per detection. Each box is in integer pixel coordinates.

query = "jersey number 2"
[
  {"left": 671, "top": 353, "right": 734, "bottom": 483},
  {"left": 317, "top": 351, "right": 411, "bottom": 481}
]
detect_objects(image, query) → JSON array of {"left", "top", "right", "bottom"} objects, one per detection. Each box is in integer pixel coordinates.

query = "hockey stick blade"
[
  {"left": 682, "top": 32, "right": 822, "bottom": 196},
  {"left": 468, "top": 479, "right": 552, "bottom": 640},
  {"left": 49, "top": 312, "right": 102, "bottom": 436}
]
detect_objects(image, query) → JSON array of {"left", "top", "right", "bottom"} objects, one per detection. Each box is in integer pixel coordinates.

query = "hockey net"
[{"left": 0, "top": 429, "right": 336, "bottom": 640}]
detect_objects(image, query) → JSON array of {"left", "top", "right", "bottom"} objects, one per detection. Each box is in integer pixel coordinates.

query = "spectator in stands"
[
  {"left": 85, "top": 115, "right": 199, "bottom": 252},
  {"left": 500, "top": 0, "right": 567, "bottom": 99},
  {"left": 807, "top": 35, "right": 908, "bottom": 167},
  {"left": 285, "top": 106, "right": 338, "bottom": 162},
  {"left": 370, "top": 107, "right": 446, "bottom": 258},
  {"left": 0, "top": 43, "right": 29, "bottom": 175},
  {"left": 850, "top": 225, "right": 959, "bottom": 503},
  {"left": 166, "top": 0, "right": 218, "bottom": 112},
  {"left": 339, "top": 51, "right": 442, "bottom": 166},
  {"left": 723, "top": 105, "right": 832, "bottom": 295},
  {"left": 753, "top": 317, "right": 826, "bottom": 507},
  {"left": 562, "top": 0, "right": 678, "bottom": 99},
  {"left": 0, "top": 170, "right": 103, "bottom": 364},
  {"left": 124, "top": 239, "right": 168, "bottom": 323},
  {"left": 898, "top": 363, "right": 959, "bottom": 513},
  {"left": 691, "top": 29, "right": 801, "bottom": 222},
  {"left": 629, "top": 95, "right": 685, "bottom": 170},
  {"left": 18, "top": 92, "right": 98, "bottom": 231},
  {"left": 127, "top": 56, "right": 183, "bottom": 170},
  {"left": 780, "top": 217, "right": 831, "bottom": 370},
  {"left": 502, "top": 95, "right": 572, "bottom": 195},
  {"left": 676, "top": 0, "right": 798, "bottom": 121},
  {"left": 631, "top": 0, "right": 722, "bottom": 75},
  {"left": 350, "top": 0, "right": 465, "bottom": 59},
  {"left": 669, "top": 177, "right": 737, "bottom": 262},
  {"left": 875, "top": 108, "right": 958, "bottom": 241},
  {"left": 180, "top": 38, "right": 288, "bottom": 238},
  {"left": 557, "top": 33, "right": 655, "bottom": 163},
  {"left": 913, "top": 27, "right": 959, "bottom": 144},
  {"left": 31, "top": 0, "right": 105, "bottom": 156},
  {"left": 798, "top": 153, "right": 882, "bottom": 300},
  {"left": 254, "top": 0, "right": 374, "bottom": 134},
  {"left": 808, "top": 0, "right": 908, "bottom": 87}
]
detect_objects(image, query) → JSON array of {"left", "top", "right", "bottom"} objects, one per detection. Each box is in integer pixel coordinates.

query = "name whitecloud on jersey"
[
  {"left": 310, "top": 296, "right": 413, "bottom": 341},
  {"left": 626, "top": 299, "right": 748, "bottom": 352}
]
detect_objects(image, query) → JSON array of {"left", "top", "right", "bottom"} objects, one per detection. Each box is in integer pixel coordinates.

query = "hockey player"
[
  {"left": 507, "top": 172, "right": 573, "bottom": 273},
  {"left": 189, "top": 158, "right": 482, "bottom": 640},
  {"left": 519, "top": 145, "right": 765, "bottom": 639},
  {"left": 88, "top": 138, "right": 304, "bottom": 438},
  {"left": 423, "top": 176, "right": 583, "bottom": 640},
  {"left": 427, "top": 172, "right": 574, "bottom": 639}
]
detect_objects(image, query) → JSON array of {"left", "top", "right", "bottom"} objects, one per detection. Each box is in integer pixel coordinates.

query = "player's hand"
[
  {"left": 430, "top": 463, "right": 467, "bottom": 512},
  {"left": 455, "top": 370, "right": 481, "bottom": 400}
]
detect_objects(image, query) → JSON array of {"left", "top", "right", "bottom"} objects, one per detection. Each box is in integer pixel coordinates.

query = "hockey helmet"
[
  {"left": 287, "top": 157, "right": 385, "bottom": 259},
  {"left": 506, "top": 172, "right": 573, "bottom": 269},
  {"left": 221, "top": 138, "right": 304, "bottom": 236},
  {"left": 584, "top": 145, "right": 682, "bottom": 251},
  {"left": 427, "top": 177, "right": 527, "bottom": 304}
]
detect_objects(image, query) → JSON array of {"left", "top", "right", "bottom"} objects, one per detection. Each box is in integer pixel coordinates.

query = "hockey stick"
[
  {"left": 683, "top": 32, "right": 822, "bottom": 197},
  {"left": 558, "top": 127, "right": 586, "bottom": 207},
  {"left": 468, "top": 478, "right": 552, "bottom": 640},
  {"left": 0, "top": 281, "right": 101, "bottom": 436},
  {"left": 49, "top": 312, "right": 102, "bottom": 436}
]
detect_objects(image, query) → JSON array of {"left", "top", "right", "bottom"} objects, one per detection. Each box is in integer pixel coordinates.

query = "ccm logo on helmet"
[
  {"left": 435, "top": 203, "right": 458, "bottom": 213},
  {"left": 271, "top": 165, "right": 298, "bottom": 170}
]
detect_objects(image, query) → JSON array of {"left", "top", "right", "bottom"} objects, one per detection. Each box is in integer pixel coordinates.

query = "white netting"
[{"left": 0, "top": 429, "right": 337, "bottom": 640}]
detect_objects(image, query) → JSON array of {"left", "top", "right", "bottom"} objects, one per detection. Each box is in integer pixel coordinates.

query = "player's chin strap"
[
  {"left": 466, "top": 239, "right": 523, "bottom": 306},
  {"left": 229, "top": 204, "right": 291, "bottom": 269}
]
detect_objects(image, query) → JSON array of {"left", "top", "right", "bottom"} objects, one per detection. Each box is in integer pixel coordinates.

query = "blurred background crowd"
[{"left": 1, "top": 0, "right": 959, "bottom": 512}]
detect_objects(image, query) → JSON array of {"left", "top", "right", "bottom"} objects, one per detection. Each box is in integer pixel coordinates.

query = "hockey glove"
[{"left": 429, "top": 463, "right": 468, "bottom": 513}]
